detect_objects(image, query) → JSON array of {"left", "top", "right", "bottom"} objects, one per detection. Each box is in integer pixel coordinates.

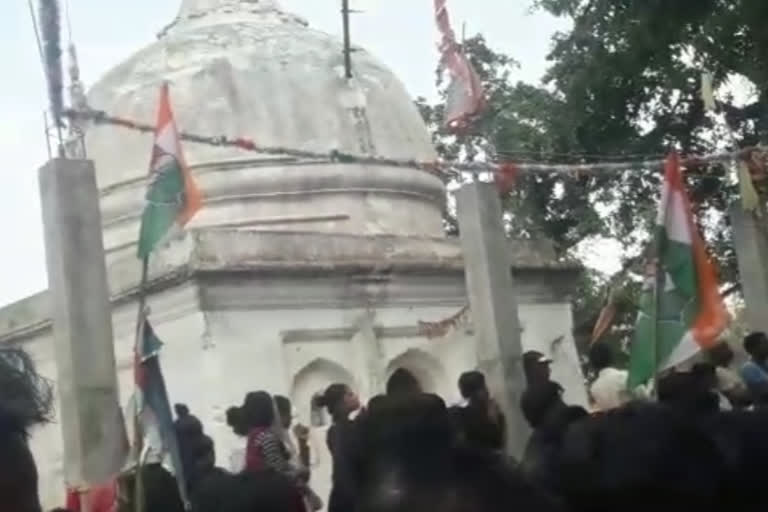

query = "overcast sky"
[{"left": 0, "top": 1, "right": 570, "bottom": 307}]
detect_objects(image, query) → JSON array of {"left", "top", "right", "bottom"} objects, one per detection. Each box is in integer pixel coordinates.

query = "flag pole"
[
  {"left": 133, "top": 255, "right": 149, "bottom": 512},
  {"left": 651, "top": 255, "right": 663, "bottom": 400}
]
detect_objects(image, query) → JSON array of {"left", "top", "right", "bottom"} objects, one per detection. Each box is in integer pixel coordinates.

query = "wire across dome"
[{"left": 83, "top": 0, "right": 446, "bottom": 250}]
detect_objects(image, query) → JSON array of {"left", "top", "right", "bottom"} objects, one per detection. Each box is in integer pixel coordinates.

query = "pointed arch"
[
  {"left": 386, "top": 348, "right": 449, "bottom": 396},
  {"left": 290, "top": 358, "right": 355, "bottom": 424}
]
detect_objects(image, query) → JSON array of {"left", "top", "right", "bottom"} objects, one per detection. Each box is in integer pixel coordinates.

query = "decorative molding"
[
  {"left": 281, "top": 325, "right": 426, "bottom": 344},
  {"left": 98, "top": 163, "right": 445, "bottom": 229},
  {"left": 210, "top": 214, "right": 351, "bottom": 229},
  {"left": 0, "top": 232, "right": 581, "bottom": 342}
]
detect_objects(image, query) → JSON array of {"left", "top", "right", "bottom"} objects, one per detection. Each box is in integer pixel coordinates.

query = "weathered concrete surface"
[
  {"left": 8, "top": 3, "right": 588, "bottom": 507},
  {"left": 456, "top": 182, "right": 530, "bottom": 458},
  {"left": 13, "top": 228, "right": 586, "bottom": 507},
  {"left": 0, "top": 231, "right": 581, "bottom": 343},
  {"left": 731, "top": 202, "right": 768, "bottom": 334},
  {"left": 86, "top": 0, "right": 446, "bottom": 251},
  {"left": 38, "top": 159, "right": 127, "bottom": 488}
]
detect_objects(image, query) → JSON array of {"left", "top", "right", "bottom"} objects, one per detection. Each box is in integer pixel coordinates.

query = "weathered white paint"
[
  {"left": 2, "top": 1, "right": 589, "bottom": 509},
  {"left": 86, "top": 0, "right": 443, "bottom": 253},
  {"left": 25, "top": 291, "right": 584, "bottom": 508}
]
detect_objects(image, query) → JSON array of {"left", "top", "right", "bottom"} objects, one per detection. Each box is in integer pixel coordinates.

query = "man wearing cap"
[
  {"left": 522, "top": 350, "right": 559, "bottom": 389},
  {"left": 520, "top": 350, "right": 565, "bottom": 428}
]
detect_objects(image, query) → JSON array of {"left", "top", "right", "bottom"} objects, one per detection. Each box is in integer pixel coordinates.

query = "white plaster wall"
[
  {"left": 26, "top": 298, "right": 585, "bottom": 510},
  {"left": 519, "top": 303, "right": 588, "bottom": 407}
]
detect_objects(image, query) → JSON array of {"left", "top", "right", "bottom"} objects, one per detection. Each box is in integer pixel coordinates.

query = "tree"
[
  {"left": 536, "top": 0, "right": 768, "bottom": 283},
  {"left": 418, "top": 1, "right": 768, "bottom": 359},
  {"left": 416, "top": 36, "right": 605, "bottom": 255},
  {"left": 417, "top": 35, "right": 645, "bottom": 357}
]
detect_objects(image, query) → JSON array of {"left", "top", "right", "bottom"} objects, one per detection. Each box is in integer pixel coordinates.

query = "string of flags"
[
  {"left": 418, "top": 305, "right": 470, "bottom": 339},
  {"left": 62, "top": 107, "right": 765, "bottom": 179}
]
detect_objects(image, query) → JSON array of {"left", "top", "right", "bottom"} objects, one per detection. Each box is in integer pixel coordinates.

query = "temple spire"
[
  {"left": 160, "top": 0, "right": 296, "bottom": 37},
  {"left": 177, "top": 0, "right": 281, "bottom": 20}
]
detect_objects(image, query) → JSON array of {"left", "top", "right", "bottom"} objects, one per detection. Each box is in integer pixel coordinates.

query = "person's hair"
[
  {"left": 274, "top": 395, "right": 291, "bottom": 419},
  {"left": 0, "top": 348, "right": 53, "bottom": 437},
  {"left": 588, "top": 342, "right": 613, "bottom": 371},
  {"left": 227, "top": 391, "right": 275, "bottom": 436},
  {"left": 174, "top": 403, "right": 203, "bottom": 438},
  {"left": 386, "top": 369, "right": 422, "bottom": 397},
  {"left": 313, "top": 383, "right": 349, "bottom": 421},
  {"left": 744, "top": 332, "right": 767, "bottom": 356},
  {"left": 707, "top": 343, "right": 734, "bottom": 367},
  {"left": 658, "top": 371, "right": 718, "bottom": 415},
  {"left": 458, "top": 371, "right": 486, "bottom": 400},
  {"left": 691, "top": 362, "right": 716, "bottom": 381},
  {"left": 0, "top": 348, "right": 53, "bottom": 512},
  {"left": 557, "top": 403, "right": 728, "bottom": 511},
  {"left": 173, "top": 404, "right": 215, "bottom": 489},
  {"left": 355, "top": 393, "right": 564, "bottom": 512}
]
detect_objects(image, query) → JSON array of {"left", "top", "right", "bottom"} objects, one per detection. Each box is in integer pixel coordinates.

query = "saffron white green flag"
[
  {"left": 137, "top": 83, "right": 202, "bottom": 259},
  {"left": 628, "top": 153, "right": 729, "bottom": 388}
]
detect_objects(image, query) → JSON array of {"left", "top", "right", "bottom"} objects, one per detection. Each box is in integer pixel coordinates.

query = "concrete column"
[
  {"left": 39, "top": 159, "right": 127, "bottom": 490},
  {"left": 456, "top": 182, "right": 529, "bottom": 457},
  {"left": 730, "top": 202, "right": 768, "bottom": 334},
  {"left": 353, "top": 309, "right": 385, "bottom": 398}
]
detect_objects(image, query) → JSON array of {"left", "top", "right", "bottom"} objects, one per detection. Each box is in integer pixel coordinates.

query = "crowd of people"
[{"left": 6, "top": 332, "right": 768, "bottom": 511}]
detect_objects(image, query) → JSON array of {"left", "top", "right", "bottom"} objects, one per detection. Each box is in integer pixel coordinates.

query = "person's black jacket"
[
  {"left": 521, "top": 405, "right": 587, "bottom": 492},
  {"left": 326, "top": 417, "right": 361, "bottom": 512}
]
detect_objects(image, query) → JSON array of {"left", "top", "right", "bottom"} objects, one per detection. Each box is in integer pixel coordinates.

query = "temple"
[{"left": 0, "top": 0, "right": 586, "bottom": 506}]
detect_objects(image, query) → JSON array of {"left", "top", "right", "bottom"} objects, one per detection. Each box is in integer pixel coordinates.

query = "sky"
[{"left": 0, "top": 0, "right": 571, "bottom": 307}]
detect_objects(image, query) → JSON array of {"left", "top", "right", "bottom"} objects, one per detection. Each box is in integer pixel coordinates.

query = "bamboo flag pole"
[
  {"left": 133, "top": 256, "right": 149, "bottom": 512},
  {"left": 652, "top": 256, "right": 663, "bottom": 399}
]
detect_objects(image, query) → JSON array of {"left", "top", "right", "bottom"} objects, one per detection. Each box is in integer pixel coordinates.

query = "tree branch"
[{"left": 720, "top": 283, "right": 742, "bottom": 300}]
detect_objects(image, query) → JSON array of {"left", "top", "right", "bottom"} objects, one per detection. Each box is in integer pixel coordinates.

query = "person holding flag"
[
  {"left": 628, "top": 152, "right": 730, "bottom": 390},
  {"left": 131, "top": 82, "right": 203, "bottom": 511}
]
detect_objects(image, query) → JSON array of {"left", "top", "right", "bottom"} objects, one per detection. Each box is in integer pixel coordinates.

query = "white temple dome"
[{"left": 85, "top": 0, "right": 445, "bottom": 251}]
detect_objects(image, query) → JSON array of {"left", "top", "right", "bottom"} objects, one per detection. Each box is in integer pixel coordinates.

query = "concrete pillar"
[
  {"left": 39, "top": 159, "right": 127, "bottom": 490},
  {"left": 353, "top": 309, "right": 385, "bottom": 398},
  {"left": 456, "top": 181, "right": 529, "bottom": 457},
  {"left": 730, "top": 202, "right": 768, "bottom": 334}
]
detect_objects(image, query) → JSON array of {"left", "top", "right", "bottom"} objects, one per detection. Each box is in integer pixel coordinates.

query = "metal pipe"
[{"left": 341, "top": 0, "right": 353, "bottom": 79}]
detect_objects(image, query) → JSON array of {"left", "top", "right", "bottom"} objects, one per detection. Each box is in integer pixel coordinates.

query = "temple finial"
[{"left": 177, "top": 0, "right": 282, "bottom": 20}]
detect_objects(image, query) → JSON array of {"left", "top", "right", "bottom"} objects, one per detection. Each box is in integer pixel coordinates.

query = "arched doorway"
[
  {"left": 290, "top": 358, "right": 356, "bottom": 507},
  {"left": 385, "top": 349, "right": 449, "bottom": 397}
]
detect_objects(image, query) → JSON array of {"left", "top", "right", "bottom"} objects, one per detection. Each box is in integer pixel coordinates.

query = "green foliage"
[
  {"left": 418, "top": 3, "right": 768, "bottom": 359},
  {"left": 538, "top": 0, "right": 768, "bottom": 281}
]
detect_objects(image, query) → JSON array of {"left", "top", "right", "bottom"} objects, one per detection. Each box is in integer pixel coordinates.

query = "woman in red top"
[{"left": 227, "top": 391, "right": 307, "bottom": 512}]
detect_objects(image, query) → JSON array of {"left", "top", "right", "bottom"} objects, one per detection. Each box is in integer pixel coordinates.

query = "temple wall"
[{"left": 20, "top": 277, "right": 585, "bottom": 509}]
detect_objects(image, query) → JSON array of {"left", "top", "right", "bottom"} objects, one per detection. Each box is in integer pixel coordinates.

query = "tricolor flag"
[
  {"left": 434, "top": 0, "right": 485, "bottom": 133},
  {"left": 134, "top": 314, "right": 189, "bottom": 507},
  {"left": 628, "top": 153, "right": 730, "bottom": 388},
  {"left": 137, "top": 83, "right": 202, "bottom": 259}
]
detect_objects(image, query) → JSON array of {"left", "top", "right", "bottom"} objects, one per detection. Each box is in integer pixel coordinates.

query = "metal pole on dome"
[{"left": 341, "top": 0, "right": 353, "bottom": 79}]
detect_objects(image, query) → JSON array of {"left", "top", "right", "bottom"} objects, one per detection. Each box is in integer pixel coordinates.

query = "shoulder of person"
[
  {"left": 740, "top": 362, "right": 768, "bottom": 387},
  {"left": 741, "top": 361, "right": 765, "bottom": 377},
  {"left": 250, "top": 427, "right": 274, "bottom": 442}
]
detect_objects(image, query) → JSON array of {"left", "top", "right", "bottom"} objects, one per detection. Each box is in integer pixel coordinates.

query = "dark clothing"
[
  {"left": 450, "top": 402, "right": 507, "bottom": 452},
  {"left": 521, "top": 381, "right": 564, "bottom": 428},
  {"left": 521, "top": 405, "right": 588, "bottom": 491},
  {"left": 326, "top": 418, "right": 360, "bottom": 512}
]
